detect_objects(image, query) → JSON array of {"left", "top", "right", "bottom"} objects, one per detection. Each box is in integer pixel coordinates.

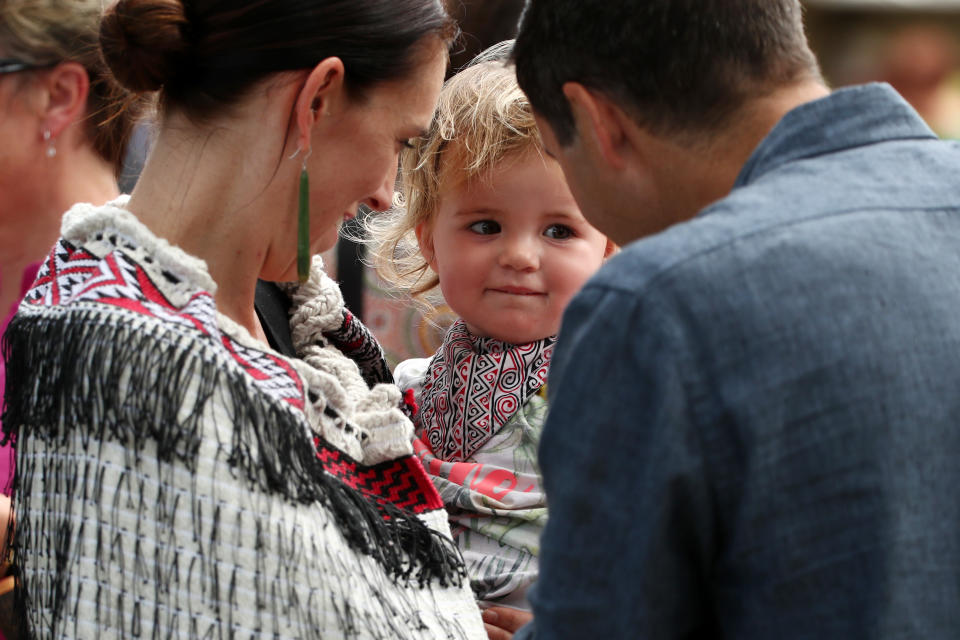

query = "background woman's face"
[{"left": 0, "top": 66, "right": 46, "bottom": 218}]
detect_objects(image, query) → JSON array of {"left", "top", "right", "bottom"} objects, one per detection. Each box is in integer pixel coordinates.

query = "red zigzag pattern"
[{"left": 316, "top": 440, "right": 444, "bottom": 515}]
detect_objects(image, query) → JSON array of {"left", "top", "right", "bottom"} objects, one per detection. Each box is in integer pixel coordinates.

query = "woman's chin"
[
  {"left": 313, "top": 227, "right": 342, "bottom": 255},
  {"left": 318, "top": 238, "right": 339, "bottom": 254}
]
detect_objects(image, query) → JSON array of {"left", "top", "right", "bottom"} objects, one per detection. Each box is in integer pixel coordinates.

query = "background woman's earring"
[
  {"left": 43, "top": 130, "right": 56, "bottom": 158},
  {"left": 297, "top": 158, "right": 310, "bottom": 283}
]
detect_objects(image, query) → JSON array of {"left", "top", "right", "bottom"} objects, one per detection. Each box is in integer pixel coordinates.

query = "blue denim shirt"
[{"left": 518, "top": 84, "right": 960, "bottom": 639}]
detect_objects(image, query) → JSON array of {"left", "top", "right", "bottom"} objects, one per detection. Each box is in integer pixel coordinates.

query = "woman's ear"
[
  {"left": 40, "top": 61, "right": 89, "bottom": 139},
  {"left": 295, "top": 57, "right": 346, "bottom": 152},
  {"left": 415, "top": 220, "right": 437, "bottom": 272}
]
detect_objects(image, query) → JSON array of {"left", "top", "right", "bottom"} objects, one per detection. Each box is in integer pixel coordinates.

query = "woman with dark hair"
[{"left": 1, "top": 0, "right": 485, "bottom": 637}]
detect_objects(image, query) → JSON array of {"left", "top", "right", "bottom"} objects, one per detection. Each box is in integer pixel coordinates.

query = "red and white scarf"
[{"left": 415, "top": 320, "right": 555, "bottom": 462}]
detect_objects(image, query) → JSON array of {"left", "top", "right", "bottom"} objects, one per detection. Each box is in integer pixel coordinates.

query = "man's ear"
[
  {"left": 295, "top": 57, "right": 346, "bottom": 152},
  {"left": 562, "top": 82, "right": 629, "bottom": 171},
  {"left": 415, "top": 220, "right": 437, "bottom": 272},
  {"left": 41, "top": 62, "right": 89, "bottom": 139}
]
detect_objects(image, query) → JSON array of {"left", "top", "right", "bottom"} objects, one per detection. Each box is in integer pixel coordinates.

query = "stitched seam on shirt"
[
  {"left": 588, "top": 204, "right": 960, "bottom": 301},
  {"left": 740, "top": 132, "right": 937, "bottom": 184}
]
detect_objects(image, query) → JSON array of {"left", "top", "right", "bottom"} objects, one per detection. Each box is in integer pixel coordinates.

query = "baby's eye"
[
  {"left": 468, "top": 220, "right": 501, "bottom": 235},
  {"left": 544, "top": 224, "right": 574, "bottom": 240}
]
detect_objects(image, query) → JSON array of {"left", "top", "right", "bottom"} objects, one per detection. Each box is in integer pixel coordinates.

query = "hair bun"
[{"left": 99, "top": 0, "right": 190, "bottom": 93}]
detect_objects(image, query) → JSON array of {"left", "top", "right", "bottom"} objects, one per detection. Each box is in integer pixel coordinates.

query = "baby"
[{"left": 370, "top": 42, "right": 613, "bottom": 609}]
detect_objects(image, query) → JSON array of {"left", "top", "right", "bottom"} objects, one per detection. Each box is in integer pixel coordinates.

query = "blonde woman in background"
[
  {"left": 0, "top": 5, "right": 143, "bottom": 633},
  {"left": 0, "top": 0, "right": 140, "bottom": 320}
]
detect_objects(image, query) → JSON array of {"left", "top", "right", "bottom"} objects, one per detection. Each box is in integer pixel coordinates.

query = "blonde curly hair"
[{"left": 366, "top": 41, "right": 543, "bottom": 308}]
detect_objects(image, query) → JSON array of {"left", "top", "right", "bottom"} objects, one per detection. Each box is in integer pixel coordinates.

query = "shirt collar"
[{"left": 735, "top": 83, "right": 937, "bottom": 188}]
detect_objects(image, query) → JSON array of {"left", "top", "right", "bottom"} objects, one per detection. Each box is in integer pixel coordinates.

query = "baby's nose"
[{"left": 499, "top": 235, "right": 540, "bottom": 271}]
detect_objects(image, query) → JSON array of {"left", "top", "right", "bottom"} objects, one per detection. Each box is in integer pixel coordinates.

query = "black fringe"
[{"left": 1, "top": 307, "right": 466, "bottom": 636}]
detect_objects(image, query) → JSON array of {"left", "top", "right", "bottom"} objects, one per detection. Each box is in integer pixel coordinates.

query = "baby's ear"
[
  {"left": 603, "top": 238, "right": 618, "bottom": 259},
  {"left": 415, "top": 221, "right": 437, "bottom": 271}
]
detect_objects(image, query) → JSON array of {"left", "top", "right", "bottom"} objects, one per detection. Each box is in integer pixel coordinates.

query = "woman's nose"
[
  {"left": 499, "top": 235, "right": 540, "bottom": 271},
  {"left": 362, "top": 173, "right": 395, "bottom": 212},
  {"left": 362, "top": 156, "right": 399, "bottom": 213}
]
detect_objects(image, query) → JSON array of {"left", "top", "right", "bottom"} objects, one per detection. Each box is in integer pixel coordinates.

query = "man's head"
[
  {"left": 513, "top": 0, "right": 819, "bottom": 145},
  {"left": 512, "top": 0, "right": 825, "bottom": 244}
]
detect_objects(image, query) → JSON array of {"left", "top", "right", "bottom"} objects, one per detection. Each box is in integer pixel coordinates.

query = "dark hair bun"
[{"left": 99, "top": 0, "right": 190, "bottom": 93}]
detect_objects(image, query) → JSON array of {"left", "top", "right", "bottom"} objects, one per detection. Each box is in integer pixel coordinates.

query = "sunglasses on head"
[{"left": 0, "top": 59, "right": 58, "bottom": 75}]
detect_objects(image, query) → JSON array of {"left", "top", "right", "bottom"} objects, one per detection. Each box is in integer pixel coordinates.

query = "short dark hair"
[
  {"left": 99, "top": 0, "right": 457, "bottom": 119},
  {"left": 513, "top": 0, "right": 820, "bottom": 145}
]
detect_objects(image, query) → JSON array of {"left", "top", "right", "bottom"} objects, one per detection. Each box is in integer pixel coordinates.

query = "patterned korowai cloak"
[{"left": 1, "top": 200, "right": 485, "bottom": 639}]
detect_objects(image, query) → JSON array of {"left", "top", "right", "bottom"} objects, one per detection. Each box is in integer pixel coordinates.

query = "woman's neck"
[
  {"left": 0, "top": 146, "right": 119, "bottom": 319},
  {"left": 58, "top": 145, "right": 122, "bottom": 214},
  {"left": 127, "top": 111, "right": 291, "bottom": 343}
]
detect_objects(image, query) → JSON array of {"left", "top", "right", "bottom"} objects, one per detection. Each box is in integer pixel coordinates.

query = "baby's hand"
[{"left": 481, "top": 605, "right": 532, "bottom": 640}]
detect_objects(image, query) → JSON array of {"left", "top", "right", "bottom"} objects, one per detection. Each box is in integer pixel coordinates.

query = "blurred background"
[{"left": 805, "top": 0, "right": 960, "bottom": 138}]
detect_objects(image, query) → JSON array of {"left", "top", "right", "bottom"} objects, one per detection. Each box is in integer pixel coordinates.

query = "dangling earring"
[
  {"left": 290, "top": 146, "right": 312, "bottom": 283},
  {"left": 43, "top": 130, "right": 56, "bottom": 158}
]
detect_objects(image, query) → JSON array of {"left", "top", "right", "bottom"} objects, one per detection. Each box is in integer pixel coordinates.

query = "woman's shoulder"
[
  {"left": 20, "top": 199, "right": 216, "bottom": 318},
  {"left": 13, "top": 199, "right": 313, "bottom": 414}
]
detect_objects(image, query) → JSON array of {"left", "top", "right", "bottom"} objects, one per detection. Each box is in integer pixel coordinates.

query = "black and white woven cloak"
[{"left": 1, "top": 199, "right": 485, "bottom": 639}]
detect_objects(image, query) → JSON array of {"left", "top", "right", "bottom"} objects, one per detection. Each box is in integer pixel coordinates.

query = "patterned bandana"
[{"left": 416, "top": 320, "right": 555, "bottom": 462}]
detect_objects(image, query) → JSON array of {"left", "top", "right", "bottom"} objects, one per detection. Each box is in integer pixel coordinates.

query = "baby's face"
[{"left": 417, "top": 152, "right": 611, "bottom": 344}]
